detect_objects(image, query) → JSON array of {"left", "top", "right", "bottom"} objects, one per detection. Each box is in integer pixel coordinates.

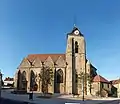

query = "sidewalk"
[
  {"left": 1, "top": 90, "right": 120, "bottom": 104},
  {"left": 58, "top": 94, "right": 120, "bottom": 100}
]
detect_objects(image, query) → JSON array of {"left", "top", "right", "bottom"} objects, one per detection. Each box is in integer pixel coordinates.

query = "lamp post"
[{"left": 28, "top": 60, "right": 34, "bottom": 100}]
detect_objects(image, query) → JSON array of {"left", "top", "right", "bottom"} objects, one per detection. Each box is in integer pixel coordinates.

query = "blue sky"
[{"left": 0, "top": 0, "right": 120, "bottom": 80}]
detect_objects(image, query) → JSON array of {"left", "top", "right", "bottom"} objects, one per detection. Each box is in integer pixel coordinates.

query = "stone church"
[{"left": 14, "top": 26, "right": 99, "bottom": 95}]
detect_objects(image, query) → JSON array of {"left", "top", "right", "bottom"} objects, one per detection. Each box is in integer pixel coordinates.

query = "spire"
[{"left": 74, "top": 24, "right": 76, "bottom": 27}]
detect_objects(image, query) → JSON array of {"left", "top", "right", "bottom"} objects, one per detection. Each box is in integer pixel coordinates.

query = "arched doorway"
[
  {"left": 56, "top": 69, "right": 63, "bottom": 93},
  {"left": 17, "top": 70, "right": 21, "bottom": 90},
  {"left": 30, "top": 70, "right": 38, "bottom": 91},
  {"left": 21, "top": 71, "right": 27, "bottom": 90}
]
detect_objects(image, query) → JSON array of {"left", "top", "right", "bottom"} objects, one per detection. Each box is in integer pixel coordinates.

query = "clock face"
[{"left": 74, "top": 30, "right": 79, "bottom": 35}]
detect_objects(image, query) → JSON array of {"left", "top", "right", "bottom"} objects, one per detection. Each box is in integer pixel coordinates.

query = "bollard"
[{"left": 29, "top": 92, "right": 33, "bottom": 100}]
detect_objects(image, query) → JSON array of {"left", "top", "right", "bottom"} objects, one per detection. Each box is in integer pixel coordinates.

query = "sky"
[{"left": 0, "top": 0, "right": 120, "bottom": 80}]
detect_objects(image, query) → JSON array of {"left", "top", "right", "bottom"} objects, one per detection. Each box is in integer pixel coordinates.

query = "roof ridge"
[
  {"left": 27, "top": 54, "right": 66, "bottom": 62},
  {"left": 28, "top": 53, "right": 65, "bottom": 55},
  {"left": 99, "top": 75, "right": 109, "bottom": 81},
  {"left": 93, "top": 74, "right": 109, "bottom": 83}
]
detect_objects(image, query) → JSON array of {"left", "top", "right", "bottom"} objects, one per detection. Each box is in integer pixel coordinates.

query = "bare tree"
[
  {"left": 38, "top": 66, "right": 54, "bottom": 96},
  {"left": 76, "top": 71, "right": 93, "bottom": 95}
]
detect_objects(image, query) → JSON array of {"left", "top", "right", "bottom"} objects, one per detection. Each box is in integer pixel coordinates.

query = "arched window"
[
  {"left": 56, "top": 69, "right": 63, "bottom": 83},
  {"left": 21, "top": 71, "right": 27, "bottom": 90},
  {"left": 21, "top": 71, "right": 26, "bottom": 81},
  {"left": 75, "top": 41, "right": 78, "bottom": 53},
  {"left": 17, "top": 70, "right": 21, "bottom": 90},
  {"left": 30, "top": 70, "right": 36, "bottom": 90}
]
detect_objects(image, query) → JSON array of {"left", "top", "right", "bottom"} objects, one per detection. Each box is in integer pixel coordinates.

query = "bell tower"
[{"left": 66, "top": 26, "right": 86, "bottom": 94}]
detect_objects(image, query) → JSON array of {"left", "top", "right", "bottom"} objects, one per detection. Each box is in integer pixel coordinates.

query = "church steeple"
[
  {"left": 66, "top": 25, "right": 86, "bottom": 94},
  {"left": 67, "top": 26, "right": 83, "bottom": 36},
  {"left": 71, "top": 26, "right": 79, "bottom": 34}
]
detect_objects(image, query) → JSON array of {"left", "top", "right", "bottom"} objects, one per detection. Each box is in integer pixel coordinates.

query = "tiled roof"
[
  {"left": 93, "top": 75, "right": 110, "bottom": 83},
  {"left": 111, "top": 79, "right": 120, "bottom": 84},
  {"left": 27, "top": 54, "right": 65, "bottom": 62}
]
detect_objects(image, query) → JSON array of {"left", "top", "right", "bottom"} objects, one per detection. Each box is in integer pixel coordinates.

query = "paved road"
[
  {"left": 0, "top": 97, "right": 35, "bottom": 104},
  {"left": 0, "top": 97, "right": 120, "bottom": 104},
  {"left": 98, "top": 100, "right": 120, "bottom": 104}
]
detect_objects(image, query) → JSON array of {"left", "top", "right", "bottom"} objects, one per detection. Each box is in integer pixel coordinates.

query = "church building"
[{"left": 14, "top": 26, "right": 99, "bottom": 95}]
